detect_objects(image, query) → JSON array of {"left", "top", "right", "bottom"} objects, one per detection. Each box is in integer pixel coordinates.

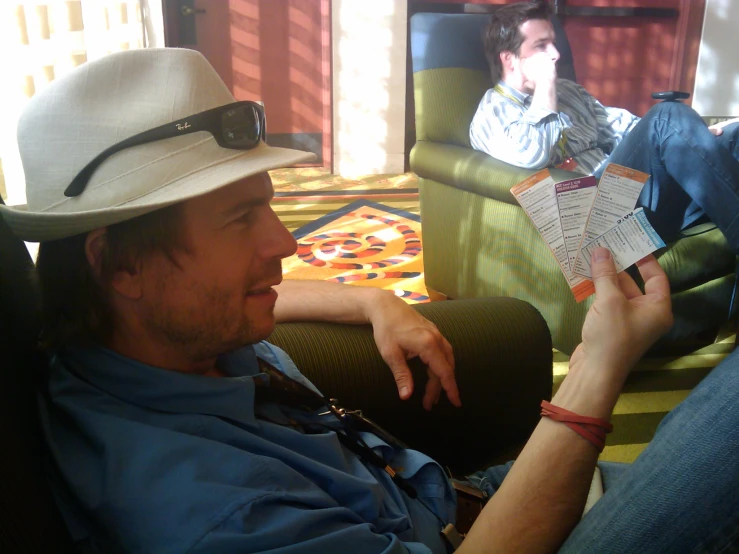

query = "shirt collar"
[
  {"left": 497, "top": 79, "right": 532, "bottom": 106},
  {"left": 55, "top": 345, "right": 264, "bottom": 429}
]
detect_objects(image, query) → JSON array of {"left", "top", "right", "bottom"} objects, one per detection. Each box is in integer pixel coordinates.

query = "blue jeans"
[
  {"left": 468, "top": 347, "right": 739, "bottom": 552},
  {"left": 594, "top": 102, "right": 739, "bottom": 253}
]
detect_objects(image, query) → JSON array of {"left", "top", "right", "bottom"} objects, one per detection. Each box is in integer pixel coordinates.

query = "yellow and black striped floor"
[
  {"left": 555, "top": 333, "right": 734, "bottom": 463},
  {"left": 270, "top": 168, "right": 420, "bottom": 232},
  {"left": 271, "top": 168, "right": 731, "bottom": 464}
]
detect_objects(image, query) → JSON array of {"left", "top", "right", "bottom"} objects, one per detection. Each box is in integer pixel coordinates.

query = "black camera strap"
[{"left": 252, "top": 358, "right": 465, "bottom": 549}]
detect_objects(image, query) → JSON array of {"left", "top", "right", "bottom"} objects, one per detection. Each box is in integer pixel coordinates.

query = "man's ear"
[
  {"left": 500, "top": 51, "right": 515, "bottom": 72},
  {"left": 84, "top": 228, "right": 107, "bottom": 277},
  {"left": 84, "top": 228, "right": 143, "bottom": 300}
]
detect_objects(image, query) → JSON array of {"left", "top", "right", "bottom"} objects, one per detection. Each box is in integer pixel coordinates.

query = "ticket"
[
  {"left": 511, "top": 170, "right": 595, "bottom": 302},
  {"left": 580, "top": 163, "right": 649, "bottom": 245},
  {"left": 555, "top": 175, "right": 598, "bottom": 272},
  {"left": 574, "top": 208, "right": 666, "bottom": 279}
]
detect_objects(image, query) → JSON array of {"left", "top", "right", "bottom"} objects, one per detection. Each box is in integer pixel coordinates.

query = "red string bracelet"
[{"left": 540, "top": 401, "right": 613, "bottom": 453}]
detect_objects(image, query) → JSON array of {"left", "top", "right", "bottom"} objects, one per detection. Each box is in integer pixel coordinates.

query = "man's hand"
[
  {"left": 708, "top": 117, "right": 739, "bottom": 136},
  {"left": 365, "top": 293, "right": 460, "bottom": 411},
  {"left": 522, "top": 52, "right": 557, "bottom": 90},
  {"left": 273, "top": 280, "right": 459, "bottom": 410},
  {"left": 521, "top": 52, "right": 558, "bottom": 113},
  {"left": 458, "top": 249, "right": 670, "bottom": 554},
  {"left": 569, "top": 248, "right": 673, "bottom": 384}
]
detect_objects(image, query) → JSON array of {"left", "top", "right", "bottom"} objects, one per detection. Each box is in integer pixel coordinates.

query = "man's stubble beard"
[{"left": 143, "top": 277, "right": 269, "bottom": 363}]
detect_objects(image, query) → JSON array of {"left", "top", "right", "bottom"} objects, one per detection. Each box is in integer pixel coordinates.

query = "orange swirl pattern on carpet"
[{"left": 282, "top": 200, "right": 429, "bottom": 303}]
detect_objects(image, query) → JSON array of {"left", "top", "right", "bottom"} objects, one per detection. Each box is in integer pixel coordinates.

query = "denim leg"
[
  {"left": 597, "top": 460, "right": 629, "bottom": 491},
  {"left": 560, "top": 348, "right": 739, "bottom": 553},
  {"left": 714, "top": 122, "right": 739, "bottom": 160},
  {"left": 601, "top": 102, "right": 739, "bottom": 253},
  {"left": 465, "top": 460, "right": 515, "bottom": 497}
]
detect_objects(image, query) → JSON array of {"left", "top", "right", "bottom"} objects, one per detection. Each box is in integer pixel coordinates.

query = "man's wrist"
[
  {"left": 357, "top": 287, "right": 397, "bottom": 325},
  {"left": 552, "top": 361, "right": 626, "bottom": 420},
  {"left": 531, "top": 78, "right": 557, "bottom": 112}
]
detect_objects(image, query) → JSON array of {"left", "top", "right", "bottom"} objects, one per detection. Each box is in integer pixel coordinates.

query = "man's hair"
[
  {"left": 35, "top": 204, "right": 187, "bottom": 350},
  {"left": 483, "top": 1, "right": 551, "bottom": 84}
]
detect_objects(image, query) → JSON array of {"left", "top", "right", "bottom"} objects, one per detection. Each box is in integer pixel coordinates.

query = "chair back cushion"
[{"left": 0, "top": 196, "right": 75, "bottom": 552}]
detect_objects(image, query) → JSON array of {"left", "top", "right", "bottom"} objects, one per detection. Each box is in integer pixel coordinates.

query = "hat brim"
[{"left": 0, "top": 145, "right": 315, "bottom": 242}]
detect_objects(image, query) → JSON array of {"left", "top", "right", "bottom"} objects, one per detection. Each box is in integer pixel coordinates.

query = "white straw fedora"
[{"left": 0, "top": 48, "right": 315, "bottom": 242}]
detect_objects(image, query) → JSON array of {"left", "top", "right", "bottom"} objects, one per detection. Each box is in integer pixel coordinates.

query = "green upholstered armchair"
[
  {"left": 0, "top": 195, "right": 552, "bottom": 552},
  {"left": 409, "top": 12, "right": 738, "bottom": 355}
]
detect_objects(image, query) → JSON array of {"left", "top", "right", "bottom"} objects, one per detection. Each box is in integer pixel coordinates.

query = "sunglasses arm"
[{"left": 63, "top": 113, "right": 208, "bottom": 197}]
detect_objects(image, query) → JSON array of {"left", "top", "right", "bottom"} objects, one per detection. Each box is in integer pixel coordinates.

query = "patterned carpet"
[
  {"left": 271, "top": 168, "right": 732, "bottom": 464},
  {"left": 283, "top": 199, "right": 429, "bottom": 303},
  {"left": 270, "top": 168, "right": 420, "bottom": 233}
]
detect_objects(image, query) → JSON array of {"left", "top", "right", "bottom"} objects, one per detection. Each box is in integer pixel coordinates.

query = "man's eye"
[{"left": 236, "top": 211, "right": 255, "bottom": 223}]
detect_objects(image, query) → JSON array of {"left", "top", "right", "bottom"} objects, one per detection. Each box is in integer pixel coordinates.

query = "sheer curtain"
[{"left": 0, "top": 0, "right": 147, "bottom": 205}]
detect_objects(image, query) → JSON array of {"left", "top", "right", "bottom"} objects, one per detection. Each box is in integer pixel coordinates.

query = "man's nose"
[
  {"left": 549, "top": 44, "right": 560, "bottom": 62},
  {"left": 263, "top": 208, "right": 298, "bottom": 260}
]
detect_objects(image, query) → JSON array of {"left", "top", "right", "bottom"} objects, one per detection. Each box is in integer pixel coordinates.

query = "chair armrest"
[
  {"left": 410, "top": 141, "right": 580, "bottom": 205},
  {"left": 268, "top": 297, "right": 553, "bottom": 475}
]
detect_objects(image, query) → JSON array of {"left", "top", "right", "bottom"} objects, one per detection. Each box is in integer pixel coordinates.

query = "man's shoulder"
[
  {"left": 471, "top": 86, "right": 518, "bottom": 125},
  {"left": 476, "top": 86, "right": 502, "bottom": 107},
  {"left": 556, "top": 78, "right": 587, "bottom": 95}
]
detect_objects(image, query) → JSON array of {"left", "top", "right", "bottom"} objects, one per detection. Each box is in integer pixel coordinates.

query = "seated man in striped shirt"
[{"left": 469, "top": 0, "right": 739, "bottom": 253}]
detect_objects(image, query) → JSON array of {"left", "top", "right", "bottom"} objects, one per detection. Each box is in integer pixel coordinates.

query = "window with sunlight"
[{"left": 0, "top": 0, "right": 147, "bottom": 206}]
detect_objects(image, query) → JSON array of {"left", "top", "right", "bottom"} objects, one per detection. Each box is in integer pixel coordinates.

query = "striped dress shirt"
[{"left": 470, "top": 79, "right": 640, "bottom": 176}]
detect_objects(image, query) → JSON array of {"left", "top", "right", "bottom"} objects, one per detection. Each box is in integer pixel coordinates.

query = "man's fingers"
[
  {"left": 384, "top": 349, "right": 415, "bottom": 400},
  {"left": 635, "top": 254, "right": 670, "bottom": 298},
  {"left": 440, "top": 339, "right": 460, "bottom": 406},
  {"left": 421, "top": 346, "right": 461, "bottom": 408},
  {"left": 440, "top": 337, "right": 456, "bottom": 373},
  {"left": 617, "top": 270, "right": 642, "bottom": 300},
  {"left": 590, "top": 248, "right": 621, "bottom": 297},
  {"left": 423, "top": 376, "right": 442, "bottom": 411}
]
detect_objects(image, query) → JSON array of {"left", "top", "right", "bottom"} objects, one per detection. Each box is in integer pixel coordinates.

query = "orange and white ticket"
[
  {"left": 511, "top": 169, "right": 595, "bottom": 302},
  {"left": 580, "top": 163, "right": 649, "bottom": 246}
]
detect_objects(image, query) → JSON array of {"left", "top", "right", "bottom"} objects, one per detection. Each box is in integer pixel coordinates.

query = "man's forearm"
[
  {"left": 459, "top": 248, "right": 672, "bottom": 554},
  {"left": 459, "top": 367, "right": 622, "bottom": 554},
  {"left": 273, "top": 279, "right": 385, "bottom": 325}
]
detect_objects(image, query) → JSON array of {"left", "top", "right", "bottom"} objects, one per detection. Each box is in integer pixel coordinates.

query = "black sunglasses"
[{"left": 64, "top": 101, "right": 266, "bottom": 197}]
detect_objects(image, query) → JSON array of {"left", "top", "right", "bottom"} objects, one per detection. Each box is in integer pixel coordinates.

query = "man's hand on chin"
[
  {"left": 523, "top": 52, "right": 557, "bottom": 88},
  {"left": 523, "top": 52, "right": 558, "bottom": 111}
]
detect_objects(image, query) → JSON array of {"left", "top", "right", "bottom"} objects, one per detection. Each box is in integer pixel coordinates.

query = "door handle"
[{"left": 181, "top": 5, "right": 206, "bottom": 17}]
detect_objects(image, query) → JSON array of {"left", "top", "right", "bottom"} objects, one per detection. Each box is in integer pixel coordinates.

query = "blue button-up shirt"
[{"left": 39, "top": 342, "right": 456, "bottom": 553}]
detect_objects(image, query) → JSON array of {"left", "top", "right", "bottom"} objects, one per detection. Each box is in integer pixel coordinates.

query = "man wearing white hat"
[{"left": 2, "top": 48, "right": 737, "bottom": 553}]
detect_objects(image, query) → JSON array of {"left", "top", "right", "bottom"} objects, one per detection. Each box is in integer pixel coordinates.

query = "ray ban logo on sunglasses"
[{"left": 176, "top": 122, "right": 191, "bottom": 131}]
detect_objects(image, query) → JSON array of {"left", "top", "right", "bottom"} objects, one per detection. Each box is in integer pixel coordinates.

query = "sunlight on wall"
[
  {"left": 0, "top": 1, "right": 148, "bottom": 208},
  {"left": 332, "top": 0, "right": 407, "bottom": 177},
  {"left": 693, "top": 0, "right": 739, "bottom": 116},
  {"left": 141, "top": 0, "right": 165, "bottom": 48},
  {"left": 0, "top": 6, "right": 30, "bottom": 205}
]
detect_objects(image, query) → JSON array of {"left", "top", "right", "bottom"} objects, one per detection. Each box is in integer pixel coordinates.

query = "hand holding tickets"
[{"left": 511, "top": 164, "right": 664, "bottom": 302}]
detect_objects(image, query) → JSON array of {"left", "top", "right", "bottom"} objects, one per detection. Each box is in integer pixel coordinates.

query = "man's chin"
[{"left": 244, "top": 315, "right": 277, "bottom": 344}]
